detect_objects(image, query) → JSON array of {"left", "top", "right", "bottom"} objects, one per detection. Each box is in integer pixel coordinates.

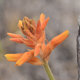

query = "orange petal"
[
  {"left": 41, "top": 42, "right": 46, "bottom": 52},
  {"left": 36, "top": 20, "right": 41, "bottom": 34},
  {"left": 25, "top": 44, "right": 35, "bottom": 48},
  {"left": 34, "top": 44, "right": 41, "bottom": 56},
  {"left": 40, "top": 13, "right": 45, "bottom": 24},
  {"left": 38, "top": 32, "right": 45, "bottom": 43},
  {"left": 16, "top": 50, "right": 34, "bottom": 66},
  {"left": 10, "top": 38, "right": 35, "bottom": 48},
  {"left": 10, "top": 38, "right": 24, "bottom": 43},
  {"left": 7, "top": 33, "right": 23, "bottom": 38},
  {"left": 18, "top": 20, "right": 23, "bottom": 29},
  {"left": 23, "top": 39, "right": 35, "bottom": 44},
  {"left": 25, "top": 29, "right": 35, "bottom": 40},
  {"left": 39, "top": 42, "right": 46, "bottom": 57},
  {"left": 23, "top": 39, "right": 35, "bottom": 48},
  {"left": 50, "top": 30, "right": 69, "bottom": 47},
  {"left": 28, "top": 57, "right": 43, "bottom": 65},
  {"left": 42, "top": 44, "right": 52, "bottom": 59},
  {"left": 31, "top": 20, "right": 36, "bottom": 27},
  {"left": 36, "top": 20, "right": 42, "bottom": 40},
  {"left": 43, "top": 30, "right": 69, "bottom": 58},
  {"left": 4, "top": 53, "right": 23, "bottom": 62},
  {"left": 18, "top": 20, "right": 27, "bottom": 35},
  {"left": 41, "top": 17, "right": 50, "bottom": 30}
]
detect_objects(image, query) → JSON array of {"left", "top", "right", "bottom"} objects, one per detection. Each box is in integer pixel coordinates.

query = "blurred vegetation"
[{"left": 0, "top": 41, "right": 5, "bottom": 61}]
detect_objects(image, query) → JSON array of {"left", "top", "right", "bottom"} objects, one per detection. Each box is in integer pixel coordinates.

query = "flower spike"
[{"left": 5, "top": 13, "right": 69, "bottom": 66}]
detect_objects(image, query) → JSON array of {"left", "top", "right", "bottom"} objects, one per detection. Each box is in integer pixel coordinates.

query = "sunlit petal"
[{"left": 5, "top": 53, "right": 23, "bottom": 62}]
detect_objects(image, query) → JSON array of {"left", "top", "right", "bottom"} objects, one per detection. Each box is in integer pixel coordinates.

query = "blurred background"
[{"left": 0, "top": 0, "right": 79, "bottom": 80}]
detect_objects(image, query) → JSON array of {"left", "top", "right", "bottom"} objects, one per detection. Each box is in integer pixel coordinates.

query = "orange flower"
[{"left": 5, "top": 13, "right": 69, "bottom": 66}]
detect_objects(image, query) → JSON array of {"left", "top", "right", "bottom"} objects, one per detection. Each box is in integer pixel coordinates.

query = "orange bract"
[{"left": 5, "top": 13, "right": 69, "bottom": 66}]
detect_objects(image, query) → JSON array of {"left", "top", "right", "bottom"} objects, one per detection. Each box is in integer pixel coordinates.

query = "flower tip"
[
  {"left": 15, "top": 64, "right": 21, "bottom": 67},
  {"left": 9, "top": 38, "right": 15, "bottom": 41},
  {"left": 16, "top": 61, "right": 23, "bottom": 66},
  {"left": 64, "top": 30, "right": 69, "bottom": 36},
  {"left": 47, "top": 17, "right": 50, "bottom": 20},
  {"left": 19, "top": 20, "right": 22, "bottom": 23},
  {"left": 40, "top": 13, "right": 45, "bottom": 16},
  {"left": 7, "top": 32, "right": 9, "bottom": 35},
  {"left": 4, "top": 54, "right": 7, "bottom": 58},
  {"left": 15, "top": 63, "right": 21, "bottom": 66},
  {"left": 18, "top": 20, "right": 22, "bottom": 27},
  {"left": 66, "top": 30, "right": 69, "bottom": 33},
  {"left": 40, "top": 13, "right": 45, "bottom": 24},
  {"left": 4, "top": 54, "right": 9, "bottom": 60},
  {"left": 16, "top": 59, "right": 23, "bottom": 66},
  {"left": 7, "top": 33, "right": 11, "bottom": 36}
]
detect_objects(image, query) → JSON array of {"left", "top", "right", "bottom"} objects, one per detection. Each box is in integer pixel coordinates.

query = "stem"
[{"left": 42, "top": 60, "right": 55, "bottom": 80}]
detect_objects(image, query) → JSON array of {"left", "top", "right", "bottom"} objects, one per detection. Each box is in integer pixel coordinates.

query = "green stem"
[{"left": 42, "top": 60, "right": 55, "bottom": 80}]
